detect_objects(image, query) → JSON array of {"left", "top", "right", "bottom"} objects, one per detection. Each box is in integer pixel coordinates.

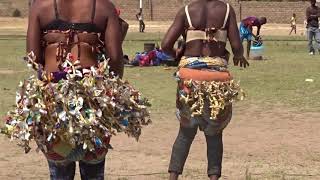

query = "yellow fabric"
[
  {"left": 178, "top": 80, "right": 243, "bottom": 120},
  {"left": 52, "top": 140, "right": 74, "bottom": 158},
  {"left": 186, "top": 30, "right": 227, "bottom": 43},
  {"left": 178, "top": 56, "right": 227, "bottom": 69},
  {"left": 177, "top": 57, "right": 244, "bottom": 121}
]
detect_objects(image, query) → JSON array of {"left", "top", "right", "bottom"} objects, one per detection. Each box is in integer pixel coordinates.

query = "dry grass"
[
  {"left": 0, "top": 17, "right": 310, "bottom": 35},
  {"left": 0, "top": 24, "right": 319, "bottom": 179}
]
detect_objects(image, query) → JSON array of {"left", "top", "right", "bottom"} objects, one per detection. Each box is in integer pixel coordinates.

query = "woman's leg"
[
  {"left": 289, "top": 27, "right": 293, "bottom": 35},
  {"left": 47, "top": 160, "right": 76, "bottom": 180},
  {"left": 168, "top": 125, "right": 198, "bottom": 180},
  {"left": 141, "top": 21, "right": 145, "bottom": 32},
  {"left": 205, "top": 133, "right": 223, "bottom": 179},
  {"left": 79, "top": 159, "right": 106, "bottom": 180},
  {"left": 308, "top": 27, "right": 315, "bottom": 54}
]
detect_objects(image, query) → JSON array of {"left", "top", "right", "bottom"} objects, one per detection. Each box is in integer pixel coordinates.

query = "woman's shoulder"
[
  {"left": 97, "top": 0, "right": 116, "bottom": 8},
  {"left": 30, "top": 0, "right": 54, "bottom": 16},
  {"left": 31, "top": 0, "right": 52, "bottom": 8}
]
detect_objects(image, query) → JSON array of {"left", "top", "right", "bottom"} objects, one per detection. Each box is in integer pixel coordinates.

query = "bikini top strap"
[
  {"left": 185, "top": 5, "right": 194, "bottom": 29},
  {"left": 53, "top": 0, "right": 59, "bottom": 19},
  {"left": 91, "top": 0, "right": 96, "bottom": 23},
  {"left": 221, "top": 3, "right": 230, "bottom": 29}
]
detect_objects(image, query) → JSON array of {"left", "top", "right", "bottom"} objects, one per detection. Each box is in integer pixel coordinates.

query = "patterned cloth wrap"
[
  {"left": 239, "top": 22, "right": 253, "bottom": 42},
  {"left": 176, "top": 56, "right": 244, "bottom": 134},
  {"left": 1, "top": 52, "right": 151, "bottom": 164}
]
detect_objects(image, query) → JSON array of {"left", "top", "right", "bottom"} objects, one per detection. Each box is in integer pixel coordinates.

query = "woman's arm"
[
  {"left": 27, "top": 1, "right": 41, "bottom": 64},
  {"left": 161, "top": 8, "right": 185, "bottom": 58},
  {"left": 227, "top": 6, "right": 249, "bottom": 68},
  {"left": 104, "top": 2, "right": 124, "bottom": 78}
]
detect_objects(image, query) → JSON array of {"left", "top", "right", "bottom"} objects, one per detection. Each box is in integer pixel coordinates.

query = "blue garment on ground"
[
  {"left": 156, "top": 51, "right": 173, "bottom": 62},
  {"left": 131, "top": 51, "right": 174, "bottom": 66},
  {"left": 131, "top": 52, "right": 145, "bottom": 66}
]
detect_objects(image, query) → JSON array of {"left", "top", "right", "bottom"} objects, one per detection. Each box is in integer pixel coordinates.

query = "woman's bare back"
[
  {"left": 27, "top": 0, "right": 123, "bottom": 75},
  {"left": 184, "top": 0, "right": 230, "bottom": 57}
]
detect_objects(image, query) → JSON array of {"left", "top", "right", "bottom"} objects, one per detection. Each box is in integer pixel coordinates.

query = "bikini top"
[
  {"left": 185, "top": 3, "right": 230, "bottom": 44},
  {"left": 41, "top": 0, "right": 104, "bottom": 63}
]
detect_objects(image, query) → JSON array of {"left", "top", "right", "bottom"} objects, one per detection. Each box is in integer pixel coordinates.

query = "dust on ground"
[
  {"left": 0, "top": 105, "right": 319, "bottom": 180},
  {"left": 0, "top": 69, "right": 27, "bottom": 74},
  {"left": 0, "top": 18, "right": 308, "bottom": 36},
  {"left": 0, "top": 17, "right": 318, "bottom": 180}
]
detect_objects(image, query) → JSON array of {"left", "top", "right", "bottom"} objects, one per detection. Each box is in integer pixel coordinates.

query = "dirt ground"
[
  {"left": 0, "top": 17, "right": 319, "bottom": 179},
  {"left": 0, "top": 17, "right": 309, "bottom": 36},
  {"left": 0, "top": 104, "right": 319, "bottom": 180}
]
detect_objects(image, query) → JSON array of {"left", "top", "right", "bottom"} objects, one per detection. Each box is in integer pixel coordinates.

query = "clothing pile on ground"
[
  {"left": 0, "top": 52, "right": 151, "bottom": 157},
  {"left": 130, "top": 49, "right": 175, "bottom": 66}
]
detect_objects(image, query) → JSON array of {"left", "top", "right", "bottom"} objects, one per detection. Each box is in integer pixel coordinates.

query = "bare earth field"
[
  {"left": 1, "top": 106, "right": 319, "bottom": 180},
  {"left": 0, "top": 17, "right": 309, "bottom": 35},
  {"left": 0, "top": 18, "right": 319, "bottom": 179}
]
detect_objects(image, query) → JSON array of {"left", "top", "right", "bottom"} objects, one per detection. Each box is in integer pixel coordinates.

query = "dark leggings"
[
  {"left": 168, "top": 126, "right": 223, "bottom": 177},
  {"left": 47, "top": 159, "right": 105, "bottom": 180},
  {"left": 139, "top": 20, "right": 145, "bottom": 32}
]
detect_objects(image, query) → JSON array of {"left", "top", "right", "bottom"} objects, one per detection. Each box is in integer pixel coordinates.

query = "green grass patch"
[{"left": 0, "top": 33, "right": 319, "bottom": 120}]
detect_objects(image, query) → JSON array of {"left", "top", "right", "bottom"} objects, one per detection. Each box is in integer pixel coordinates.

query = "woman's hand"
[{"left": 233, "top": 56, "right": 249, "bottom": 68}]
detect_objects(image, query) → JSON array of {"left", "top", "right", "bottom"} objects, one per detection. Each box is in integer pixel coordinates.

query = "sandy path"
[
  {"left": 0, "top": 18, "right": 309, "bottom": 36},
  {"left": 0, "top": 105, "right": 319, "bottom": 180}
]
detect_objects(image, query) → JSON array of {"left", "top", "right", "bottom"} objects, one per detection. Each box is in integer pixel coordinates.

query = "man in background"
[{"left": 306, "top": 0, "right": 320, "bottom": 55}]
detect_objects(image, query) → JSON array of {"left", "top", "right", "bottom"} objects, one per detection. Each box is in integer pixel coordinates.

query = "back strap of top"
[
  {"left": 42, "top": 31, "right": 103, "bottom": 63},
  {"left": 54, "top": 0, "right": 59, "bottom": 19},
  {"left": 91, "top": 0, "right": 96, "bottom": 22},
  {"left": 185, "top": 3, "right": 230, "bottom": 29},
  {"left": 222, "top": 3, "right": 230, "bottom": 29},
  {"left": 53, "top": 0, "right": 96, "bottom": 22},
  {"left": 185, "top": 5, "right": 193, "bottom": 28}
]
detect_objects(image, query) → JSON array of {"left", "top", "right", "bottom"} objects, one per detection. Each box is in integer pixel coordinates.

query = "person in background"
[
  {"left": 306, "top": 0, "right": 320, "bottom": 55},
  {"left": 136, "top": 11, "right": 145, "bottom": 32},
  {"left": 289, "top": 13, "right": 297, "bottom": 35},
  {"left": 239, "top": 16, "right": 267, "bottom": 59}
]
